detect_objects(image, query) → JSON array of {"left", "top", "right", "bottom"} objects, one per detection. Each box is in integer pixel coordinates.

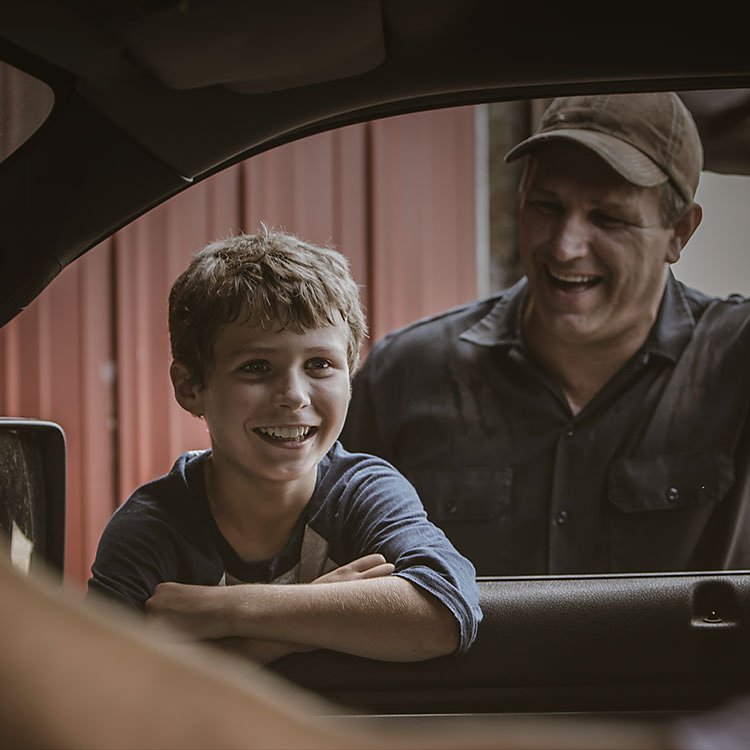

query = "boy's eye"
[
  {"left": 305, "top": 357, "right": 333, "bottom": 371},
  {"left": 239, "top": 360, "right": 270, "bottom": 374}
]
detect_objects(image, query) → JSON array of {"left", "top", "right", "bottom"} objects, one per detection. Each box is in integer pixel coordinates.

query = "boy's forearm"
[
  {"left": 211, "top": 636, "right": 312, "bottom": 666},
  {"left": 148, "top": 577, "right": 459, "bottom": 661}
]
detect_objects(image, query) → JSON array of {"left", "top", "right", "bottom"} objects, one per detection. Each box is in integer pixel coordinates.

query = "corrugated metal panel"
[
  {"left": 0, "top": 108, "right": 478, "bottom": 586},
  {"left": 0, "top": 241, "right": 116, "bottom": 587},
  {"left": 369, "top": 107, "right": 477, "bottom": 336},
  {"left": 241, "top": 127, "right": 371, "bottom": 306}
]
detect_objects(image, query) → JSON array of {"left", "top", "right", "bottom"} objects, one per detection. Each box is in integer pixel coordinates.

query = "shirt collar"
[
  {"left": 459, "top": 277, "right": 528, "bottom": 348},
  {"left": 458, "top": 270, "right": 695, "bottom": 362},
  {"left": 640, "top": 269, "right": 696, "bottom": 361}
]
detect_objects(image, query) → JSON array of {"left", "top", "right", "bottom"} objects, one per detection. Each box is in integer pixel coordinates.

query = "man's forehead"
[{"left": 525, "top": 144, "right": 660, "bottom": 201}]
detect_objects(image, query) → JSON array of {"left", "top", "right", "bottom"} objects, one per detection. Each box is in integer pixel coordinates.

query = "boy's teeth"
[{"left": 258, "top": 426, "right": 310, "bottom": 440}]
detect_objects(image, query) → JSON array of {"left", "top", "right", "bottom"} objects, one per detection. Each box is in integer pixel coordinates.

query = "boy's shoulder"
[
  {"left": 111, "top": 450, "right": 210, "bottom": 525},
  {"left": 310, "top": 442, "right": 421, "bottom": 522},
  {"left": 317, "top": 441, "right": 410, "bottom": 485}
]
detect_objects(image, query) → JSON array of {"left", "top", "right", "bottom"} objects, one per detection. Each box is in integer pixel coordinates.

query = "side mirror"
[{"left": 0, "top": 418, "right": 65, "bottom": 579}]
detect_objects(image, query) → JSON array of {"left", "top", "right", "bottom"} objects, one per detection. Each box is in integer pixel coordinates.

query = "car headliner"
[{"left": 0, "top": 1, "right": 748, "bottom": 328}]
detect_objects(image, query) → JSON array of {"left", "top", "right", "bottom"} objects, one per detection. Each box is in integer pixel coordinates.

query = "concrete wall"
[{"left": 673, "top": 171, "right": 750, "bottom": 297}]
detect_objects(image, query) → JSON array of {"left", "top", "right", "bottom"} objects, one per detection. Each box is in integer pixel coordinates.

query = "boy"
[{"left": 87, "top": 227, "right": 481, "bottom": 664}]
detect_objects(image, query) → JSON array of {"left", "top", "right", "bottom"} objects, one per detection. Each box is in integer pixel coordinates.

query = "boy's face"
[{"left": 179, "top": 315, "right": 351, "bottom": 490}]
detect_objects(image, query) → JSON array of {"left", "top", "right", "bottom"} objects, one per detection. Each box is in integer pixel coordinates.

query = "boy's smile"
[
  {"left": 254, "top": 425, "right": 318, "bottom": 444},
  {"left": 179, "top": 315, "right": 352, "bottom": 496}
]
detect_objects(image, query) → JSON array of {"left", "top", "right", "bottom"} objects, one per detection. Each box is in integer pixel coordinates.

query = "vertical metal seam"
[
  {"left": 109, "top": 236, "right": 121, "bottom": 514},
  {"left": 363, "top": 120, "right": 376, "bottom": 347}
]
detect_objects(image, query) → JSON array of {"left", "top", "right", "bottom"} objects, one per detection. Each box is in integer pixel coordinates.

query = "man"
[{"left": 342, "top": 92, "right": 750, "bottom": 576}]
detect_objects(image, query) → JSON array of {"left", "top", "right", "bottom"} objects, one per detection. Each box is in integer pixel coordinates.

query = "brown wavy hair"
[{"left": 169, "top": 226, "right": 367, "bottom": 386}]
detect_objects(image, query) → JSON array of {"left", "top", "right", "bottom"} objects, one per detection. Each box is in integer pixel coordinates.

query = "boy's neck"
[{"left": 204, "top": 458, "right": 316, "bottom": 562}]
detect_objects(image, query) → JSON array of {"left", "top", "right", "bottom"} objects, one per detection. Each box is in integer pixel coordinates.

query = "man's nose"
[
  {"left": 272, "top": 370, "right": 311, "bottom": 411},
  {"left": 550, "top": 213, "right": 590, "bottom": 261}
]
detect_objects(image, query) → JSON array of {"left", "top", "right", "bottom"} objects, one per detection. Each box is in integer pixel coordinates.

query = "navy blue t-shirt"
[{"left": 87, "top": 441, "right": 482, "bottom": 654}]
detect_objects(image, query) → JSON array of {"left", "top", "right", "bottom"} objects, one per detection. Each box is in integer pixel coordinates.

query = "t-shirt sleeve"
[
  {"left": 334, "top": 455, "right": 482, "bottom": 654},
  {"left": 86, "top": 502, "right": 180, "bottom": 612}
]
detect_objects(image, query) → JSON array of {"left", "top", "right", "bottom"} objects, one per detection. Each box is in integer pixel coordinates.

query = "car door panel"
[{"left": 272, "top": 575, "right": 750, "bottom": 715}]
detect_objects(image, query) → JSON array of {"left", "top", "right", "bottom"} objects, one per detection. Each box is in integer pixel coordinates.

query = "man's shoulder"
[
  {"left": 679, "top": 284, "right": 750, "bottom": 342},
  {"left": 366, "top": 290, "right": 511, "bottom": 359},
  {"left": 681, "top": 280, "right": 750, "bottom": 315}
]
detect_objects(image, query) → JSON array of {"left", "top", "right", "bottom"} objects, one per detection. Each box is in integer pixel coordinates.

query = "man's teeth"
[
  {"left": 257, "top": 426, "right": 311, "bottom": 440},
  {"left": 550, "top": 270, "right": 598, "bottom": 283}
]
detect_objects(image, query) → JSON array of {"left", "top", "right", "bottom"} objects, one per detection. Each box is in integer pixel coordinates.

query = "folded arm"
[{"left": 146, "top": 568, "right": 459, "bottom": 662}]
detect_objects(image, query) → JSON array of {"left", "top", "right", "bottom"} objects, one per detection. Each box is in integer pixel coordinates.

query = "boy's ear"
[
  {"left": 170, "top": 361, "right": 204, "bottom": 417},
  {"left": 666, "top": 202, "right": 703, "bottom": 264}
]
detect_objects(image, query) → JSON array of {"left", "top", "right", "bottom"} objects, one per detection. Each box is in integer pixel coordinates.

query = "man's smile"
[{"left": 546, "top": 266, "right": 603, "bottom": 292}]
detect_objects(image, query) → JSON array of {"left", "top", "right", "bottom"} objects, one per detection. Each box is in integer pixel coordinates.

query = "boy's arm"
[
  {"left": 147, "top": 574, "right": 459, "bottom": 661},
  {"left": 206, "top": 554, "right": 398, "bottom": 665},
  {"left": 148, "top": 457, "right": 481, "bottom": 663}
]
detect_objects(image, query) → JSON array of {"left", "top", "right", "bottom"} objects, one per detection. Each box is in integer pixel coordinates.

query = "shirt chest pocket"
[{"left": 608, "top": 449, "right": 735, "bottom": 513}]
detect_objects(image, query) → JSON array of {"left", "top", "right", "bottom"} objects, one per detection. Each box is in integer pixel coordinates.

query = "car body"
[{"left": 1, "top": 0, "right": 750, "bottom": 731}]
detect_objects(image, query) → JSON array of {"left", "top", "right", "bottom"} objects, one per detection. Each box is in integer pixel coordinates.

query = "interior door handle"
[{"left": 690, "top": 579, "right": 740, "bottom": 630}]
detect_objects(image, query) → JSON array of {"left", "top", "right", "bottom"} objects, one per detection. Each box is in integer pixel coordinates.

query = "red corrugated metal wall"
[{"left": 0, "top": 107, "right": 477, "bottom": 588}]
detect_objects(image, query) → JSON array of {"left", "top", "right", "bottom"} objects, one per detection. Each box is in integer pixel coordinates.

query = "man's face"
[
  {"left": 518, "top": 142, "right": 681, "bottom": 350},
  {"left": 191, "top": 316, "right": 351, "bottom": 490}
]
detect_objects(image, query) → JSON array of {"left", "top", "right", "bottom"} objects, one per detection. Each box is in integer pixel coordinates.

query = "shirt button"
[
  {"left": 565, "top": 426, "right": 574, "bottom": 437},
  {"left": 666, "top": 487, "right": 680, "bottom": 503},
  {"left": 447, "top": 503, "right": 458, "bottom": 516},
  {"left": 554, "top": 510, "right": 568, "bottom": 525}
]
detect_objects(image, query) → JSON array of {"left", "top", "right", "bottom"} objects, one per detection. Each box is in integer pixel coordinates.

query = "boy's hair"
[{"left": 169, "top": 227, "right": 367, "bottom": 386}]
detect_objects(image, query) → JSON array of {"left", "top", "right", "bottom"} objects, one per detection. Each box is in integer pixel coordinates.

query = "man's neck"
[{"left": 523, "top": 320, "right": 655, "bottom": 417}]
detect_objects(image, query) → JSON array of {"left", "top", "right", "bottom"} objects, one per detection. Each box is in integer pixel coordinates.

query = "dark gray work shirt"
[
  {"left": 87, "top": 441, "right": 481, "bottom": 654},
  {"left": 342, "top": 273, "right": 750, "bottom": 576}
]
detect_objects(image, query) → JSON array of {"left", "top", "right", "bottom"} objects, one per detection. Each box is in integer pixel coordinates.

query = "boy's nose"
[{"left": 273, "top": 372, "right": 311, "bottom": 411}]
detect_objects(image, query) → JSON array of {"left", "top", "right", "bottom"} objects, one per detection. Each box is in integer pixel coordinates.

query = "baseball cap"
[{"left": 504, "top": 92, "right": 703, "bottom": 202}]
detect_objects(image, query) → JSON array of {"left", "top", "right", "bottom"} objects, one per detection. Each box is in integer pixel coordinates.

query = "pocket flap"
[{"left": 608, "top": 449, "right": 734, "bottom": 513}]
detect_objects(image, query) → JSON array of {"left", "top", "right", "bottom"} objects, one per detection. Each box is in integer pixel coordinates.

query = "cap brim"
[{"left": 504, "top": 129, "right": 669, "bottom": 188}]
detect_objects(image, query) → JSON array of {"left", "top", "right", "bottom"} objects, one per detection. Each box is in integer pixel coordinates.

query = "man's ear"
[
  {"left": 666, "top": 202, "right": 703, "bottom": 264},
  {"left": 169, "top": 361, "right": 204, "bottom": 417}
]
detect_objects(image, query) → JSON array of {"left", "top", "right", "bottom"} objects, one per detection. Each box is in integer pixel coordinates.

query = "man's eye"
[
  {"left": 530, "top": 199, "right": 562, "bottom": 215},
  {"left": 591, "top": 211, "right": 627, "bottom": 228},
  {"left": 240, "top": 360, "right": 270, "bottom": 374}
]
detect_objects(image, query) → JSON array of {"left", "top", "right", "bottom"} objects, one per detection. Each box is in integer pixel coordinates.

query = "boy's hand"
[{"left": 312, "top": 554, "right": 394, "bottom": 584}]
